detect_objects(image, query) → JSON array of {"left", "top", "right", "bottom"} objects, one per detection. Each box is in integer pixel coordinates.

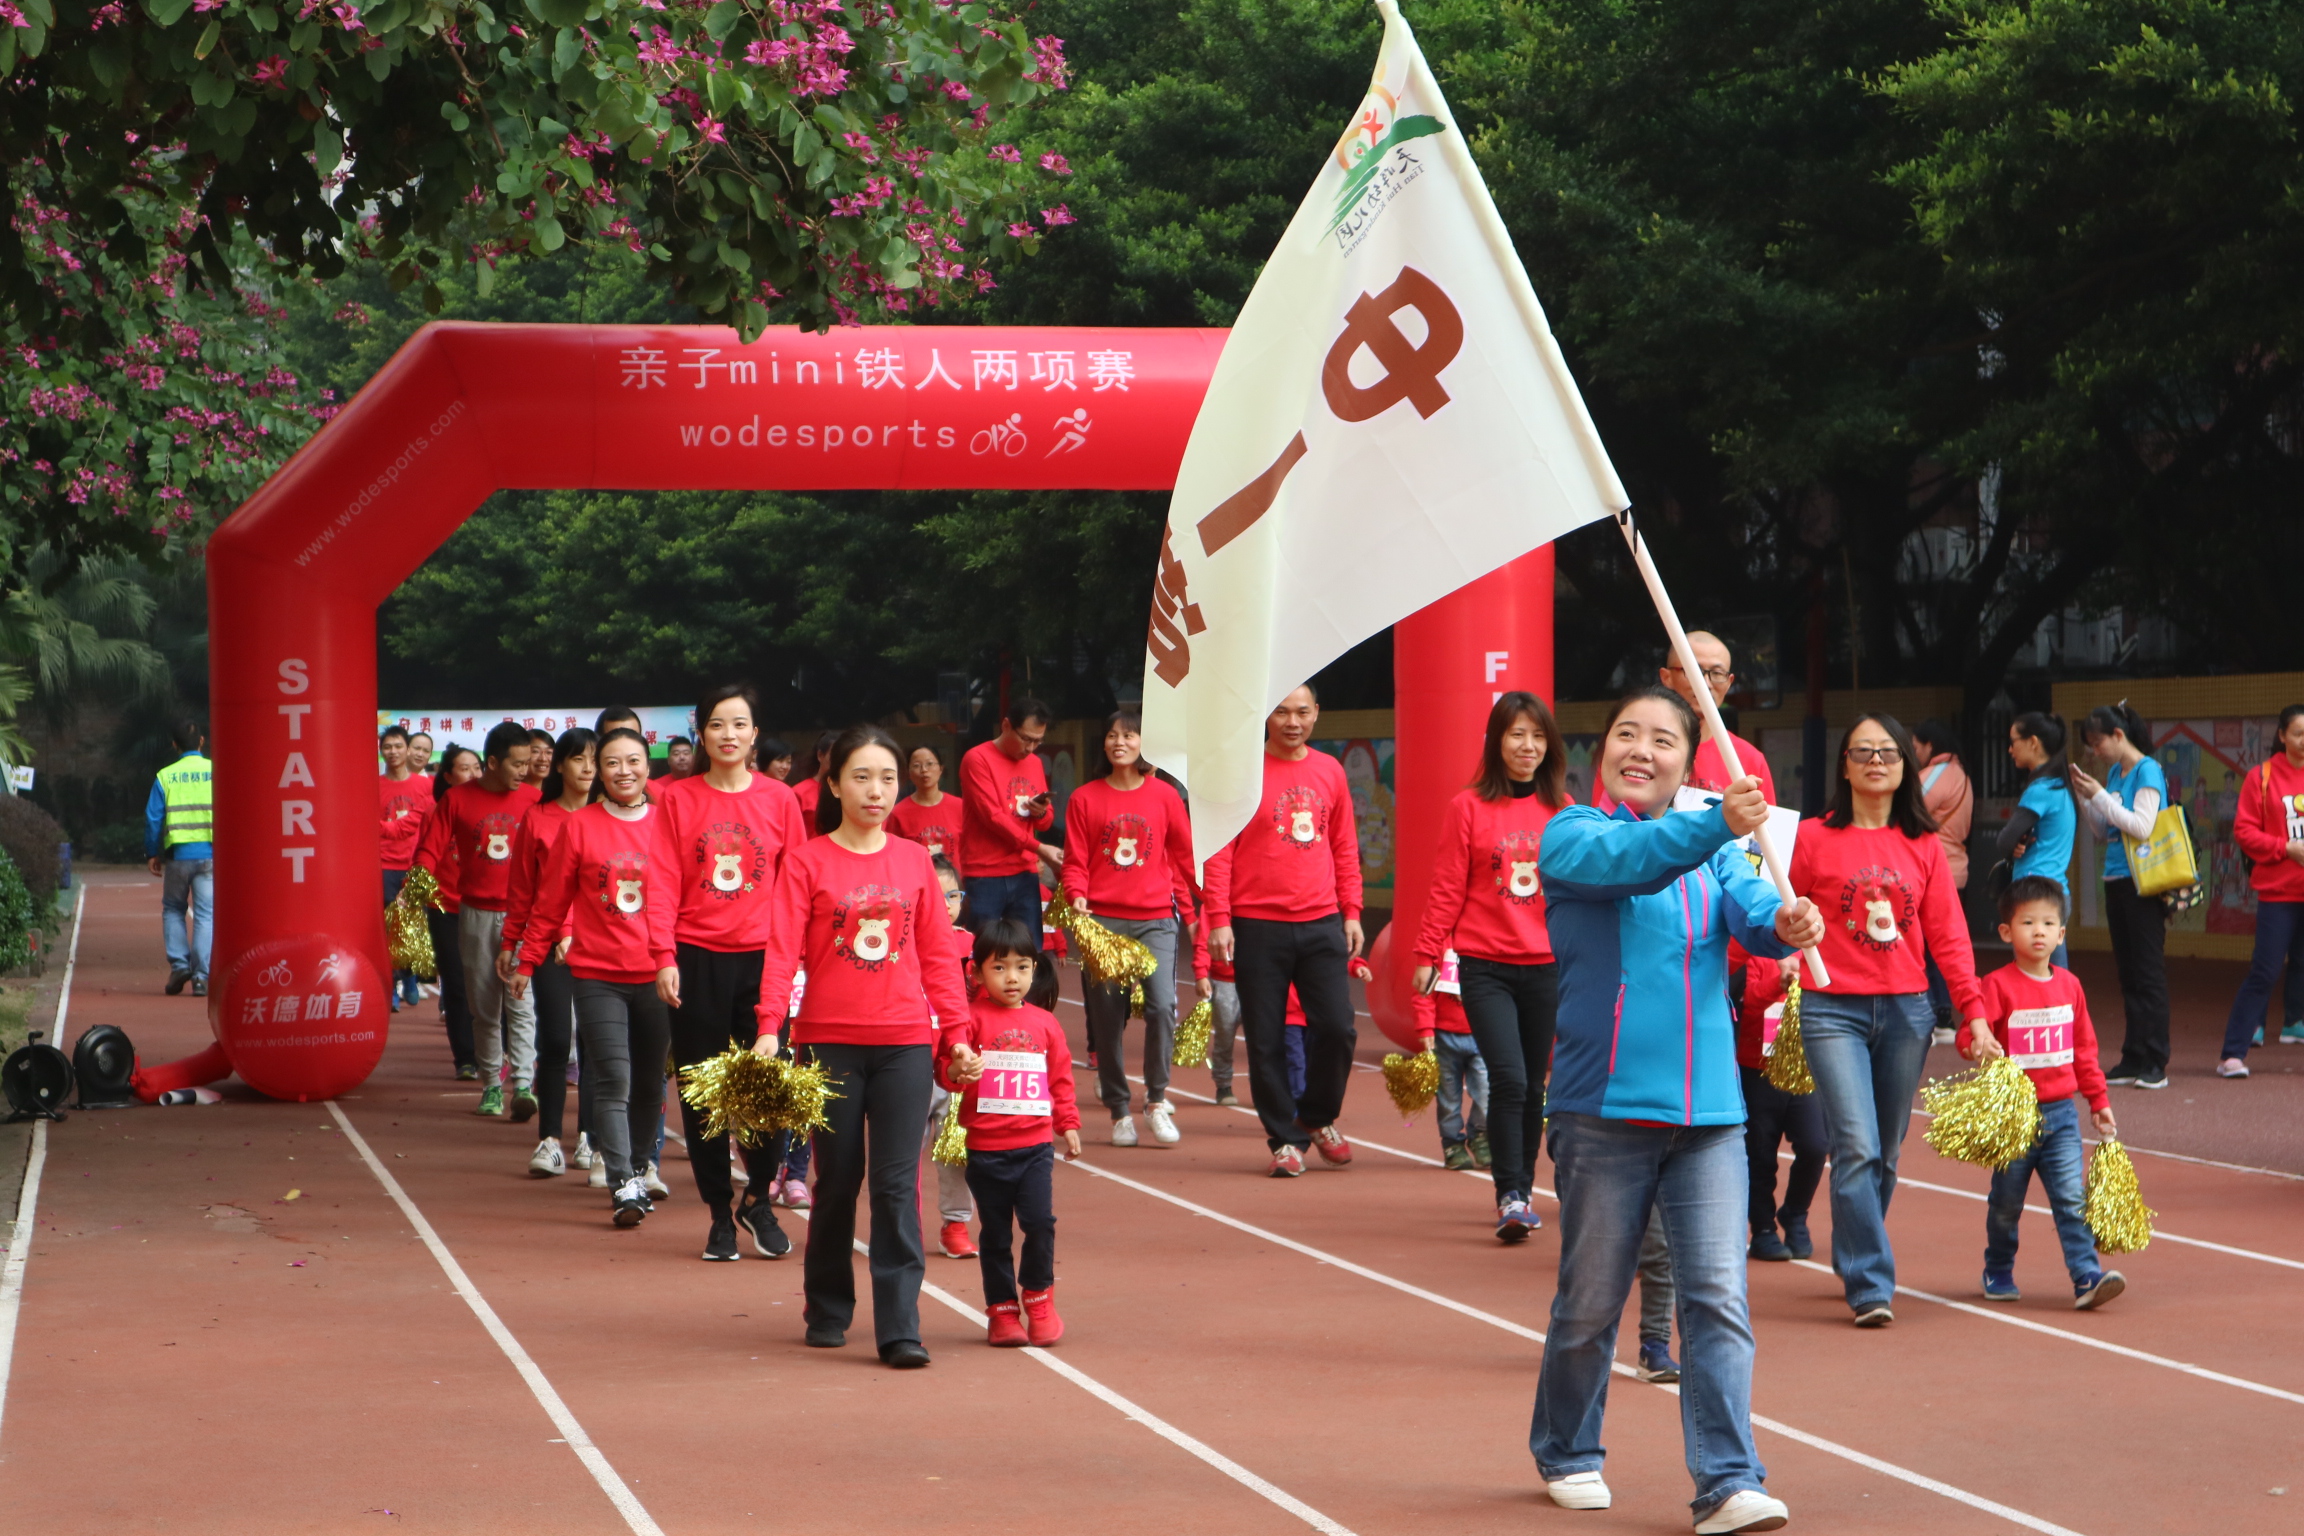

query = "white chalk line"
[
  {"left": 328, "top": 1102, "right": 664, "bottom": 1536},
  {"left": 0, "top": 882, "right": 86, "bottom": 1453}
]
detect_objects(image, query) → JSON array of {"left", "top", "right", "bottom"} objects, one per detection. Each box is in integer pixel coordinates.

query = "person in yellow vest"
[{"left": 145, "top": 718, "right": 214, "bottom": 997}]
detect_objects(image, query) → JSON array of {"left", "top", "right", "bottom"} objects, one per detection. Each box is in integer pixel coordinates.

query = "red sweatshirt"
[
  {"left": 1732, "top": 950, "right": 1792, "bottom": 1071},
  {"left": 418, "top": 803, "right": 461, "bottom": 914},
  {"left": 2233, "top": 754, "right": 2304, "bottom": 903},
  {"left": 959, "top": 738, "right": 1053, "bottom": 877},
  {"left": 1965, "top": 964, "right": 2109, "bottom": 1110},
  {"left": 379, "top": 772, "right": 434, "bottom": 872},
  {"left": 887, "top": 792, "right": 967, "bottom": 869},
  {"left": 1061, "top": 775, "right": 1198, "bottom": 921},
  {"left": 1412, "top": 787, "right": 1561, "bottom": 965},
  {"left": 1189, "top": 911, "right": 1229, "bottom": 982},
  {"left": 1788, "top": 820, "right": 1984, "bottom": 1018},
  {"left": 1412, "top": 984, "right": 1471, "bottom": 1039},
  {"left": 502, "top": 798, "right": 578, "bottom": 956},
  {"left": 793, "top": 776, "right": 821, "bottom": 824},
  {"left": 937, "top": 996, "right": 1081, "bottom": 1151},
  {"left": 414, "top": 779, "right": 541, "bottom": 912},
  {"left": 653, "top": 772, "right": 809, "bottom": 952},
  {"left": 755, "top": 834, "right": 974, "bottom": 1046},
  {"left": 1202, "top": 749, "right": 1362, "bottom": 927},
  {"left": 516, "top": 803, "right": 678, "bottom": 984}
]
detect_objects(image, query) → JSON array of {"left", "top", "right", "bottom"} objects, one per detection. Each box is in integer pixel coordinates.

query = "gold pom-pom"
[
  {"left": 2084, "top": 1139, "right": 2155, "bottom": 1254},
  {"left": 1172, "top": 996, "right": 1214, "bottom": 1068},
  {"left": 1921, "top": 1056, "right": 2041, "bottom": 1169},
  {"left": 678, "top": 1048, "right": 841, "bottom": 1146},
  {"left": 1381, "top": 1047, "right": 1440, "bottom": 1121},
  {"left": 931, "top": 1090, "right": 969, "bottom": 1167},
  {"left": 385, "top": 867, "right": 441, "bottom": 980},
  {"left": 1046, "top": 889, "right": 1159, "bottom": 1015},
  {"left": 1763, "top": 970, "right": 1814, "bottom": 1095}
]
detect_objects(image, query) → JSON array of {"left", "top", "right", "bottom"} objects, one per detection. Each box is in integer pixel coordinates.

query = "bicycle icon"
[
  {"left": 970, "top": 414, "right": 1029, "bottom": 457},
  {"left": 256, "top": 960, "right": 293, "bottom": 988}
]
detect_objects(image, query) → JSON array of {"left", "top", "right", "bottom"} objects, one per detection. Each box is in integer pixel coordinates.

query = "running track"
[{"left": 1, "top": 879, "right": 2298, "bottom": 1533}]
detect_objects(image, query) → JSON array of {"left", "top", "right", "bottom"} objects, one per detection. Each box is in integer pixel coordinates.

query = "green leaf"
[
  {"left": 530, "top": 0, "right": 587, "bottom": 29},
  {"left": 535, "top": 216, "right": 565, "bottom": 252},
  {"left": 315, "top": 121, "right": 343, "bottom": 177},
  {"left": 553, "top": 26, "right": 581, "bottom": 72},
  {"left": 475, "top": 258, "right": 496, "bottom": 297},
  {"left": 87, "top": 36, "right": 129, "bottom": 87},
  {"left": 145, "top": 0, "right": 195, "bottom": 25},
  {"left": 440, "top": 101, "right": 471, "bottom": 132},
  {"left": 704, "top": 0, "right": 740, "bottom": 42},
  {"left": 811, "top": 103, "right": 847, "bottom": 136},
  {"left": 792, "top": 121, "right": 821, "bottom": 162},
  {"left": 193, "top": 19, "right": 221, "bottom": 57}
]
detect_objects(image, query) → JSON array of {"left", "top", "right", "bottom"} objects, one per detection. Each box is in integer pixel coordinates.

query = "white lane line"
[
  {"left": 791, "top": 1210, "right": 1358, "bottom": 1536},
  {"left": 0, "top": 883, "right": 86, "bottom": 1452},
  {"left": 327, "top": 1102, "right": 665, "bottom": 1536},
  {"left": 1783, "top": 1258, "right": 2304, "bottom": 1406},
  {"left": 1062, "top": 1155, "right": 2085, "bottom": 1536}
]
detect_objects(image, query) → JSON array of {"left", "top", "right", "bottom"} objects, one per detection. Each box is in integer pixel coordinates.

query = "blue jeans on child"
[
  {"left": 1799, "top": 990, "right": 1934, "bottom": 1314},
  {"left": 1985, "top": 1095, "right": 2101, "bottom": 1289},
  {"left": 1532, "top": 1114, "right": 1763, "bottom": 1516},
  {"left": 1283, "top": 1022, "right": 1307, "bottom": 1101},
  {"left": 1433, "top": 1031, "right": 1488, "bottom": 1146}
]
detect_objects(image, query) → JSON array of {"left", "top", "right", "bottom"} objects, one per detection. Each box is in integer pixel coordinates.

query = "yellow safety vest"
[{"left": 157, "top": 754, "right": 214, "bottom": 850}]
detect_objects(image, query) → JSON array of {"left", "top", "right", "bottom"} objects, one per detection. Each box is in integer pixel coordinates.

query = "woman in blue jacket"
[{"left": 1532, "top": 686, "right": 1823, "bottom": 1535}]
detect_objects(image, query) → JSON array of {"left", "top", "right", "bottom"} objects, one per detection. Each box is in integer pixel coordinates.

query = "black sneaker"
[
  {"left": 1779, "top": 1210, "right": 1814, "bottom": 1260},
  {"left": 804, "top": 1321, "right": 847, "bottom": 1348},
  {"left": 2133, "top": 1069, "right": 2170, "bottom": 1090},
  {"left": 2104, "top": 1062, "right": 2142, "bottom": 1087},
  {"left": 880, "top": 1339, "right": 931, "bottom": 1369},
  {"left": 702, "top": 1215, "right": 740, "bottom": 1261},
  {"left": 1748, "top": 1229, "right": 1792, "bottom": 1262},
  {"left": 736, "top": 1199, "right": 791, "bottom": 1259},
  {"left": 189, "top": 975, "right": 207, "bottom": 997},
  {"left": 1215, "top": 1086, "right": 1240, "bottom": 1107},
  {"left": 611, "top": 1177, "right": 652, "bottom": 1228},
  {"left": 165, "top": 968, "right": 191, "bottom": 996}
]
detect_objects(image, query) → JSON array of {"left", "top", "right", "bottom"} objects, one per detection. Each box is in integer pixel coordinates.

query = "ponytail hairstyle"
[
  {"left": 809, "top": 728, "right": 838, "bottom": 786},
  {"left": 2083, "top": 700, "right": 2153, "bottom": 755},
  {"left": 816, "top": 723, "right": 904, "bottom": 835},
  {"left": 432, "top": 744, "right": 478, "bottom": 802},
  {"left": 549, "top": 727, "right": 597, "bottom": 803},
  {"left": 595, "top": 726, "right": 654, "bottom": 805},
  {"left": 1471, "top": 690, "right": 1566, "bottom": 807},
  {"left": 2010, "top": 711, "right": 2076, "bottom": 810}
]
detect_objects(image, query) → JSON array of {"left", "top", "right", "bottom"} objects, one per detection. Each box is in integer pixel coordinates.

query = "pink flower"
[
  {"left": 841, "top": 131, "right": 879, "bottom": 162},
  {"left": 1007, "top": 222, "right": 1032, "bottom": 238},
  {"left": 1040, "top": 204, "right": 1074, "bottom": 227},
  {"left": 1026, "top": 35, "right": 1068, "bottom": 89},
  {"left": 250, "top": 55, "right": 290, "bottom": 88},
  {"left": 699, "top": 117, "right": 727, "bottom": 144},
  {"left": 1039, "top": 152, "right": 1070, "bottom": 176},
  {"left": 988, "top": 144, "right": 1021, "bottom": 163},
  {"left": 330, "top": 3, "right": 361, "bottom": 30},
  {"left": 0, "top": 2, "right": 28, "bottom": 27},
  {"left": 940, "top": 80, "right": 971, "bottom": 102}
]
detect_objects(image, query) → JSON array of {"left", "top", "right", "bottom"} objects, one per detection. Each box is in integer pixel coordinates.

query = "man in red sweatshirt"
[
  {"left": 378, "top": 724, "right": 434, "bottom": 1012},
  {"left": 1206, "top": 684, "right": 1363, "bottom": 1178},
  {"left": 1661, "top": 630, "right": 1777, "bottom": 802},
  {"left": 415, "top": 720, "right": 540, "bottom": 1119},
  {"left": 959, "top": 697, "right": 1062, "bottom": 934}
]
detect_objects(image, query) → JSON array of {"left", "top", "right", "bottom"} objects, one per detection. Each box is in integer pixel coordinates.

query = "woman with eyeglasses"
[{"left": 1786, "top": 715, "right": 1988, "bottom": 1328}]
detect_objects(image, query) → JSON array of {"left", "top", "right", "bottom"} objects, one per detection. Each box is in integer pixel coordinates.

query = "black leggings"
[
  {"left": 1457, "top": 955, "right": 1558, "bottom": 1201},
  {"left": 1232, "top": 914, "right": 1356, "bottom": 1150},
  {"left": 573, "top": 978, "right": 672, "bottom": 1187},
  {"left": 1741, "top": 1066, "right": 1827, "bottom": 1230},
  {"left": 2105, "top": 877, "right": 2171, "bottom": 1074},
  {"left": 965, "top": 1142, "right": 1056, "bottom": 1305},
  {"left": 428, "top": 907, "right": 475, "bottom": 1070},
  {"left": 670, "top": 944, "right": 783, "bottom": 1212},
  {"left": 801, "top": 1042, "right": 932, "bottom": 1350},
  {"left": 530, "top": 955, "right": 575, "bottom": 1142}
]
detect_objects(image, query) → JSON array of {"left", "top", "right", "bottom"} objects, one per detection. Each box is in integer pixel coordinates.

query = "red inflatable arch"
[{"left": 146, "top": 320, "right": 1548, "bottom": 1101}]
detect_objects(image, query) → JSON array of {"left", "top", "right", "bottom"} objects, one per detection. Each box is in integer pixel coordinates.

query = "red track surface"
[{"left": 3, "top": 877, "right": 2300, "bottom": 1534}]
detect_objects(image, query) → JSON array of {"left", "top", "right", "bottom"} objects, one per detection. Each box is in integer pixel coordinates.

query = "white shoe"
[
  {"left": 2217, "top": 1057, "right": 2250, "bottom": 1079},
  {"left": 588, "top": 1160, "right": 609, "bottom": 1189},
  {"left": 643, "top": 1162, "right": 671, "bottom": 1199},
  {"left": 1110, "top": 1115, "right": 1139, "bottom": 1148},
  {"left": 731, "top": 1147, "right": 750, "bottom": 1185},
  {"left": 1695, "top": 1489, "right": 1788, "bottom": 1533},
  {"left": 1145, "top": 1101, "right": 1180, "bottom": 1145},
  {"left": 572, "top": 1133, "right": 594, "bottom": 1170},
  {"left": 528, "top": 1138, "right": 564, "bottom": 1178},
  {"left": 1546, "top": 1472, "right": 1612, "bottom": 1510}
]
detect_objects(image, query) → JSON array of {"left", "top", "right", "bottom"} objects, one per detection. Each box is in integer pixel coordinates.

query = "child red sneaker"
[
  {"left": 1021, "top": 1286, "right": 1063, "bottom": 1347},
  {"left": 986, "top": 1301, "right": 1028, "bottom": 1347},
  {"left": 939, "top": 1220, "right": 978, "bottom": 1259}
]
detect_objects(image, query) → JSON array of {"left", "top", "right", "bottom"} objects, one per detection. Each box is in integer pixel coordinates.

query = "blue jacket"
[{"left": 1539, "top": 802, "right": 1793, "bottom": 1127}]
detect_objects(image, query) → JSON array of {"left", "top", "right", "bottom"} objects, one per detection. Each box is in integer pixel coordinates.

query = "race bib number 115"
[{"left": 975, "top": 1049, "right": 1052, "bottom": 1116}]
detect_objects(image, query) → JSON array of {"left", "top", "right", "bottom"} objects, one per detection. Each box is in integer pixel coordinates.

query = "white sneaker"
[
  {"left": 1110, "top": 1115, "right": 1139, "bottom": 1148},
  {"left": 588, "top": 1159, "right": 609, "bottom": 1189},
  {"left": 2217, "top": 1057, "right": 2250, "bottom": 1079},
  {"left": 643, "top": 1162, "right": 671, "bottom": 1199},
  {"left": 571, "top": 1133, "right": 595, "bottom": 1171},
  {"left": 528, "top": 1138, "right": 564, "bottom": 1178},
  {"left": 1546, "top": 1471, "right": 1612, "bottom": 1510},
  {"left": 730, "top": 1147, "right": 750, "bottom": 1185},
  {"left": 1145, "top": 1101, "right": 1181, "bottom": 1145},
  {"left": 1694, "top": 1489, "right": 1788, "bottom": 1533}
]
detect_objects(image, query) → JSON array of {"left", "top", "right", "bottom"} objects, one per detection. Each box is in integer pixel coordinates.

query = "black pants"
[
  {"left": 671, "top": 944, "right": 784, "bottom": 1213},
  {"left": 2104, "top": 877, "right": 2171, "bottom": 1075},
  {"left": 1232, "top": 914, "right": 1355, "bottom": 1150},
  {"left": 1457, "top": 955, "right": 1557, "bottom": 1201},
  {"left": 801, "top": 1042, "right": 932, "bottom": 1349},
  {"left": 429, "top": 907, "right": 476, "bottom": 1070},
  {"left": 1741, "top": 1066, "right": 1827, "bottom": 1231},
  {"left": 573, "top": 978, "right": 672, "bottom": 1187},
  {"left": 964, "top": 1142, "right": 1057, "bottom": 1305},
  {"left": 531, "top": 954, "right": 575, "bottom": 1142}
]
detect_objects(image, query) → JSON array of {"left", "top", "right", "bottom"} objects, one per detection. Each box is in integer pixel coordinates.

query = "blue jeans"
[
  {"left": 1984, "top": 1095, "right": 2102, "bottom": 1290},
  {"left": 1433, "top": 1031, "right": 1489, "bottom": 1146},
  {"left": 1799, "top": 990, "right": 1933, "bottom": 1312},
  {"left": 161, "top": 857, "right": 213, "bottom": 978},
  {"left": 2223, "top": 899, "right": 2304, "bottom": 1059},
  {"left": 1532, "top": 1114, "right": 1764, "bottom": 1515},
  {"left": 1283, "top": 1023, "right": 1307, "bottom": 1100},
  {"left": 962, "top": 870, "right": 1042, "bottom": 935}
]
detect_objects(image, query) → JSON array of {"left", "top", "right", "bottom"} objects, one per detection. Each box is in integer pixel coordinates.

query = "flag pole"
[{"left": 1618, "top": 510, "right": 1831, "bottom": 987}]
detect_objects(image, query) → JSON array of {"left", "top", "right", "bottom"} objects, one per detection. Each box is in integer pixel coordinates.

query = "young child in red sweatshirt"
[
  {"left": 1733, "top": 947, "right": 1825, "bottom": 1260},
  {"left": 1412, "top": 954, "right": 1491, "bottom": 1170},
  {"left": 938, "top": 918, "right": 1081, "bottom": 1348},
  {"left": 1962, "top": 875, "right": 2125, "bottom": 1310}
]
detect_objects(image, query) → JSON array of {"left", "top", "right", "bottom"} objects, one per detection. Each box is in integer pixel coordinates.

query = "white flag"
[{"left": 1141, "top": 0, "right": 1629, "bottom": 871}]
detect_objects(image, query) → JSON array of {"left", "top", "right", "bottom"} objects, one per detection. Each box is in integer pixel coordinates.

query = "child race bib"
[
  {"left": 975, "top": 1049, "right": 1052, "bottom": 1116},
  {"left": 2004, "top": 1004, "right": 2074, "bottom": 1069},
  {"left": 1760, "top": 1002, "right": 1784, "bottom": 1056}
]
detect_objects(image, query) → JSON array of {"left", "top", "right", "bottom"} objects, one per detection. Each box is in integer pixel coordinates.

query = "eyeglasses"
[
  {"left": 1844, "top": 746, "right": 1904, "bottom": 765},
  {"left": 1667, "top": 662, "right": 1732, "bottom": 686}
]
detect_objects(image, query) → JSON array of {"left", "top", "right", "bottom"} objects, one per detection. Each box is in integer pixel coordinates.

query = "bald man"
[{"left": 1660, "top": 630, "right": 1778, "bottom": 804}]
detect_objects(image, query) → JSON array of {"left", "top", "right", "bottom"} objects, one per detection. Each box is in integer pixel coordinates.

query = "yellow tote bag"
[{"left": 2123, "top": 799, "right": 2198, "bottom": 899}]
